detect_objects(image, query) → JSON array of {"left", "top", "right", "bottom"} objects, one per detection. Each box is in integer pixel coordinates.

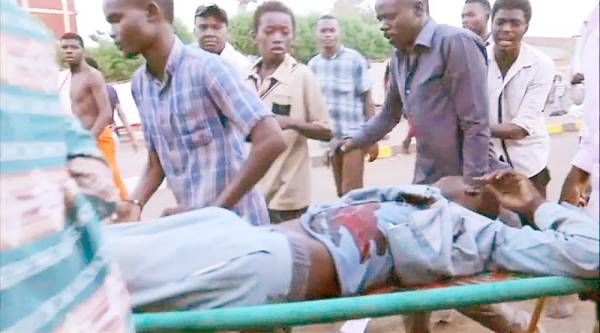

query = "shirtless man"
[{"left": 59, "top": 33, "right": 129, "bottom": 199}]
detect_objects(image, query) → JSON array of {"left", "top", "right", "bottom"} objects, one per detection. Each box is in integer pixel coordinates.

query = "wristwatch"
[{"left": 124, "top": 199, "right": 143, "bottom": 209}]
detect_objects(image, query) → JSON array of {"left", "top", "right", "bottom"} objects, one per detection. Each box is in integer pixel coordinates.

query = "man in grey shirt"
[{"left": 335, "top": 0, "right": 492, "bottom": 185}]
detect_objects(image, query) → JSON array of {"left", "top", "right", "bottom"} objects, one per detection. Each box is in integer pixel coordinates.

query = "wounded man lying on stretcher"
[{"left": 105, "top": 170, "right": 598, "bottom": 316}]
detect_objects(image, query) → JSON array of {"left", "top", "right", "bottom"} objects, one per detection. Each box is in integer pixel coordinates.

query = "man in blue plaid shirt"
[
  {"left": 103, "top": 0, "right": 286, "bottom": 225},
  {"left": 309, "top": 15, "right": 379, "bottom": 197}
]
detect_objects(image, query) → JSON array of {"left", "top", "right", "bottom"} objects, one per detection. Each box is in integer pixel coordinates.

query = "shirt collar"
[
  {"left": 321, "top": 45, "right": 345, "bottom": 60},
  {"left": 248, "top": 54, "right": 297, "bottom": 85},
  {"left": 220, "top": 42, "right": 234, "bottom": 56},
  {"left": 488, "top": 42, "right": 537, "bottom": 69},
  {"left": 145, "top": 36, "right": 184, "bottom": 84},
  {"left": 413, "top": 19, "right": 438, "bottom": 50}
]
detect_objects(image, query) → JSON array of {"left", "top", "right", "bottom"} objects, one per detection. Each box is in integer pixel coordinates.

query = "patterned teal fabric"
[{"left": 0, "top": 1, "right": 134, "bottom": 332}]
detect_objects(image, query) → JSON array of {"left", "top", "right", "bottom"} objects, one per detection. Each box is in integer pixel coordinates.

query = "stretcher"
[{"left": 133, "top": 273, "right": 599, "bottom": 332}]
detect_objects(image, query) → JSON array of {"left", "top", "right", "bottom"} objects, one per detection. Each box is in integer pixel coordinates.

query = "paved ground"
[{"left": 115, "top": 129, "right": 596, "bottom": 333}]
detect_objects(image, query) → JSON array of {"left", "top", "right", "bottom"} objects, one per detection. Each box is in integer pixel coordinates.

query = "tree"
[
  {"left": 173, "top": 17, "right": 194, "bottom": 44},
  {"left": 86, "top": 40, "right": 144, "bottom": 82},
  {"left": 229, "top": 12, "right": 391, "bottom": 63}
]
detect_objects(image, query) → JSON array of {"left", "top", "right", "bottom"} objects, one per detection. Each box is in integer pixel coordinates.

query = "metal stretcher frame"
[{"left": 133, "top": 276, "right": 599, "bottom": 332}]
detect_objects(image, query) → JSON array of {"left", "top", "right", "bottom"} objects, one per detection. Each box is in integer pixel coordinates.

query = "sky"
[{"left": 78, "top": 0, "right": 598, "bottom": 45}]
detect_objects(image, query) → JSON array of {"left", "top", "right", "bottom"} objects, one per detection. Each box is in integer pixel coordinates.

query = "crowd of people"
[{"left": 1, "top": 0, "right": 598, "bottom": 332}]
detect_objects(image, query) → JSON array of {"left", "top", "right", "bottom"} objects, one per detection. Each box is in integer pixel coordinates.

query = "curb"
[
  {"left": 310, "top": 121, "right": 583, "bottom": 168},
  {"left": 547, "top": 120, "right": 583, "bottom": 134}
]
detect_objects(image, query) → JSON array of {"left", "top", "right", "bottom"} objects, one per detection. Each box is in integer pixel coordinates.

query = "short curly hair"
[
  {"left": 253, "top": 1, "right": 296, "bottom": 32},
  {"left": 492, "top": 0, "right": 532, "bottom": 24}
]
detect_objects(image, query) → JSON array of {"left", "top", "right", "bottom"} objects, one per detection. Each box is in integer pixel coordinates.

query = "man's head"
[
  {"left": 315, "top": 15, "right": 341, "bottom": 52},
  {"left": 434, "top": 176, "right": 500, "bottom": 219},
  {"left": 375, "top": 0, "right": 429, "bottom": 52},
  {"left": 462, "top": 0, "right": 491, "bottom": 39},
  {"left": 252, "top": 1, "right": 295, "bottom": 63},
  {"left": 103, "top": 0, "right": 174, "bottom": 57},
  {"left": 194, "top": 4, "right": 229, "bottom": 54},
  {"left": 491, "top": 0, "right": 531, "bottom": 53},
  {"left": 60, "top": 33, "right": 85, "bottom": 65}
]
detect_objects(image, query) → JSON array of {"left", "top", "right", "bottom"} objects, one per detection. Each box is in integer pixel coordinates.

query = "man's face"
[
  {"left": 462, "top": 3, "right": 489, "bottom": 38},
  {"left": 492, "top": 9, "right": 528, "bottom": 53},
  {"left": 60, "top": 39, "right": 83, "bottom": 65},
  {"left": 103, "top": 0, "right": 156, "bottom": 57},
  {"left": 375, "top": 0, "right": 423, "bottom": 51},
  {"left": 195, "top": 15, "right": 227, "bottom": 54},
  {"left": 253, "top": 11, "right": 293, "bottom": 62},
  {"left": 315, "top": 19, "right": 340, "bottom": 50}
]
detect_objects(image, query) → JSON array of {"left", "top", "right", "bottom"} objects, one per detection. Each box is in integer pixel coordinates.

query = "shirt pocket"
[
  {"left": 172, "top": 101, "right": 214, "bottom": 149},
  {"left": 271, "top": 94, "right": 292, "bottom": 117}
]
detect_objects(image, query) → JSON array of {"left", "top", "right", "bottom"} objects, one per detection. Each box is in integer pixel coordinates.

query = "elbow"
[{"left": 265, "top": 133, "right": 287, "bottom": 159}]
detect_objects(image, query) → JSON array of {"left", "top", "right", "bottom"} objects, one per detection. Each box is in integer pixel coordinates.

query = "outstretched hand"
[{"left": 476, "top": 169, "right": 546, "bottom": 222}]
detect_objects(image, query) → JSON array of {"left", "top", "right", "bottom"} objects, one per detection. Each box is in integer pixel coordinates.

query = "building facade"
[{"left": 16, "top": 0, "right": 77, "bottom": 38}]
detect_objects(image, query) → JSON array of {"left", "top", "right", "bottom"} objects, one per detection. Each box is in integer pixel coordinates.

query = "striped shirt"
[
  {"left": 0, "top": 1, "right": 133, "bottom": 332},
  {"left": 308, "top": 46, "right": 372, "bottom": 138},
  {"left": 131, "top": 37, "right": 270, "bottom": 225}
]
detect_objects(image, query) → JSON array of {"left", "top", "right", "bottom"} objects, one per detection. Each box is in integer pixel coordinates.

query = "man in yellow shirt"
[{"left": 246, "top": 1, "right": 332, "bottom": 223}]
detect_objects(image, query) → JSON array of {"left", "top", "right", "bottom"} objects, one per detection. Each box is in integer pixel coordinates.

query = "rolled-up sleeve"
[
  {"left": 445, "top": 34, "right": 491, "bottom": 178},
  {"left": 354, "top": 54, "right": 372, "bottom": 94},
  {"left": 205, "top": 58, "right": 271, "bottom": 137},
  {"left": 510, "top": 59, "right": 555, "bottom": 135}
]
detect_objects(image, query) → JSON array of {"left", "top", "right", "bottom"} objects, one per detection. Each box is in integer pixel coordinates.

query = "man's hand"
[
  {"left": 113, "top": 201, "right": 142, "bottom": 223},
  {"left": 324, "top": 138, "right": 349, "bottom": 168},
  {"left": 365, "top": 144, "right": 379, "bottom": 162},
  {"left": 477, "top": 169, "right": 546, "bottom": 222},
  {"left": 571, "top": 72, "right": 585, "bottom": 85},
  {"left": 560, "top": 166, "right": 591, "bottom": 208},
  {"left": 161, "top": 206, "right": 185, "bottom": 217}
]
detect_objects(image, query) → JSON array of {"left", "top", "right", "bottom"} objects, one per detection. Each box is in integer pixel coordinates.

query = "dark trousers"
[{"left": 268, "top": 207, "right": 308, "bottom": 224}]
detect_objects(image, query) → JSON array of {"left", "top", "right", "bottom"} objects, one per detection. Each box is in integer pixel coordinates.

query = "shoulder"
[
  {"left": 437, "top": 24, "right": 482, "bottom": 48},
  {"left": 291, "top": 62, "right": 317, "bottom": 82},
  {"left": 86, "top": 67, "right": 107, "bottom": 87},
  {"left": 343, "top": 47, "right": 367, "bottom": 62},
  {"left": 307, "top": 54, "right": 320, "bottom": 67},
  {"left": 523, "top": 43, "right": 555, "bottom": 69}
]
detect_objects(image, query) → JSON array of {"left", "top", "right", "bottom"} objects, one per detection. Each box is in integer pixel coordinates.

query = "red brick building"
[{"left": 16, "top": 0, "right": 77, "bottom": 39}]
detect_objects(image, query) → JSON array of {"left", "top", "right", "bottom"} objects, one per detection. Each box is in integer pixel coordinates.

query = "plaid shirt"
[
  {"left": 308, "top": 46, "right": 372, "bottom": 138},
  {"left": 131, "top": 37, "right": 270, "bottom": 225}
]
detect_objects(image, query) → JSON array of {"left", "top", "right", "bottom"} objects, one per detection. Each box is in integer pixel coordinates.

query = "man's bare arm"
[
  {"left": 88, "top": 71, "right": 112, "bottom": 137},
  {"left": 491, "top": 123, "right": 529, "bottom": 140},
  {"left": 131, "top": 149, "right": 165, "bottom": 208},
  {"left": 363, "top": 90, "right": 375, "bottom": 119},
  {"left": 276, "top": 116, "right": 332, "bottom": 141},
  {"left": 213, "top": 117, "right": 286, "bottom": 209},
  {"left": 114, "top": 103, "right": 139, "bottom": 148}
]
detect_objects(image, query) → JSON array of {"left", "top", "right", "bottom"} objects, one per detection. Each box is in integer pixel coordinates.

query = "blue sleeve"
[{"left": 205, "top": 57, "right": 270, "bottom": 137}]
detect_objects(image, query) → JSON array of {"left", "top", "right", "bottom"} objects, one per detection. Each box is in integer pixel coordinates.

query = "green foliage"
[
  {"left": 229, "top": 13, "right": 391, "bottom": 63},
  {"left": 86, "top": 19, "right": 194, "bottom": 82},
  {"left": 87, "top": 40, "right": 144, "bottom": 82},
  {"left": 174, "top": 17, "right": 194, "bottom": 44},
  {"left": 85, "top": 9, "right": 390, "bottom": 82}
]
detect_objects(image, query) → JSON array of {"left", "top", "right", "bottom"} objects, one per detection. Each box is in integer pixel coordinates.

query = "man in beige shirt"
[{"left": 246, "top": 1, "right": 332, "bottom": 223}]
